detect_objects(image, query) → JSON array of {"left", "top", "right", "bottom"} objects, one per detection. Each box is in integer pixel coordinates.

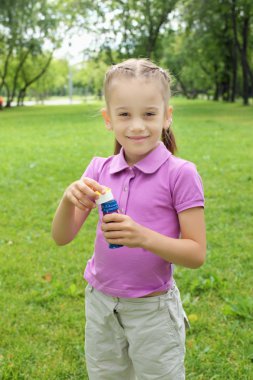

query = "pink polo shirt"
[{"left": 82, "top": 142, "right": 204, "bottom": 298}]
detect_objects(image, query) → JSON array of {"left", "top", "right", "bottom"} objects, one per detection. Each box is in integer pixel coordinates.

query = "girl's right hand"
[{"left": 63, "top": 177, "right": 105, "bottom": 211}]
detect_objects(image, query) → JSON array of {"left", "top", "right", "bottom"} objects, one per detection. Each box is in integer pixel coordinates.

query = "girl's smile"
[{"left": 127, "top": 136, "right": 150, "bottom": 140}]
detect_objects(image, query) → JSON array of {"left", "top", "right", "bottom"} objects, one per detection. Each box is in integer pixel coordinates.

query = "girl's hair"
[{"left": 103, "top": 58, "right": 177, "bottom": 155}]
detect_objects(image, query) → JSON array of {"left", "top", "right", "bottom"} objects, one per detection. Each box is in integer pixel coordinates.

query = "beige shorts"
[{"left": 85, "top": 282, "right": 189, "bottom": 380}]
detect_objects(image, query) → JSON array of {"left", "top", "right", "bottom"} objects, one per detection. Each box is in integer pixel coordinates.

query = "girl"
[{"left": 52, "top": 58, "right": 206, "bottom": 380}]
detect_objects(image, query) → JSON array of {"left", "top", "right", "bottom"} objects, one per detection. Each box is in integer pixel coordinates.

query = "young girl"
[{"left": 52, "top": 58, "right": 206, "bottom": 380}]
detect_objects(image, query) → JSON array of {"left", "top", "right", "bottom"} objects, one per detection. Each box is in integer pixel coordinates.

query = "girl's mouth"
[{"left": 127, "top": 136, "right": 149, "bottom": 140}]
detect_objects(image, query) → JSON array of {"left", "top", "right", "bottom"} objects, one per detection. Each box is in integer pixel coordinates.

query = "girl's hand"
[
  {"left": 63, "top": 177, "right": 105, "bottom": 211},
  {"left": 101, "top": 213, "right": 147, "bottom": 248}
]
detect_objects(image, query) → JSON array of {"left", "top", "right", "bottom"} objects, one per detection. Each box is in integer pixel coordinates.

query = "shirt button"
[{"left": 124, "top": 186, "right": 128, "bottom": 191}]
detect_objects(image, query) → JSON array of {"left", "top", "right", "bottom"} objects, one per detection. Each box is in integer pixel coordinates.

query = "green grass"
[{"left": 0, "top": 98, "right": 252, "bottom": 379}]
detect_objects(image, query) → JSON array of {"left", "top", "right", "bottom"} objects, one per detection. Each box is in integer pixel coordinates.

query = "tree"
[
  {"left": 231, "top": 0, "right": 253, "bottom": 105},
  {"left": 29, "top": 58, "right": 69, "bottom": 100},
  {"left": 17, "top": 53, "right": 53, "bottom": 105},
  {"left": 81, "top": 0, "right": 178, "bottom": 62},
  {"left": 73, "top": 59, "right": 108, "bottom": 99},
  {"left": 177, "top": 0, "right": 253, "bottom": 104},
  {"left": 0, "top": 0, "right": 61, "bottom": 107},
  {"left": 160, "top": 30, "right": 214, "bottom": 99}
]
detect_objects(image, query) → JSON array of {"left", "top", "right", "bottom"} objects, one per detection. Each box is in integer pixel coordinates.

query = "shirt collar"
[{"left": 109, "top": 142, "right": 172, "bottom": 174}]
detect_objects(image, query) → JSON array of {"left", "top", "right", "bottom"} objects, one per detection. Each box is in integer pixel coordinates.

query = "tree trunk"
[
  {"left": 21, "top": 91, "right": 26, "bottom": 106},
  {"left": 3, "top": 82, "right": 11, "bottom": 107},
  {"left": 230, "top": 47, "right": 237, "bottom": 102},
  {"left": 241, "top": 15, "right": 249, "bottom": 105},
  {"left": 221, "top": 75, "right": 230, "bottom": 101},
  {"left": 232, "top": 0, "right": 251, "bottom": 105},
  {"left": 17, "top": 91, "right": 22, "bottom": 106},
  {"left": 145, "top": 0, "right": 173, "bottom": 58},
  {"left": 17, "top": 89, "right": 25, "bottom": 106},
  {"left": 213, "top": 83, "right": 220, "bottom": 101},
  {"left": 230, "top": 0, "right": 238, "bottom": 102},
  {"left": 242, "top": 60, "right": 249, "bottom": 105},
  {"left": 177, "top": 77, "right": 190, "bottom": 98},
  {"left": 221, "top": 13, "right": 231, "bottom": 102},
  {"left": 213, "top": 64, "right": 220, "bottom": 101},
  {"left": 0, "top": 47, "right": 13, "bottom": 93},
  {"left": 7, "top": 49, "right": 30, "bottom": 107}
]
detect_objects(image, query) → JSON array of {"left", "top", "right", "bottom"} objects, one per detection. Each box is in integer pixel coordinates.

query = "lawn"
[{"left": 0, "top": 98, "right": 252, "bottom": 379}]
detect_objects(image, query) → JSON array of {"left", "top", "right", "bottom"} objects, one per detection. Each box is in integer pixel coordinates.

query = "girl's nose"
[{"left": 129, "top": 118, "right": 145, "bottom": 131}]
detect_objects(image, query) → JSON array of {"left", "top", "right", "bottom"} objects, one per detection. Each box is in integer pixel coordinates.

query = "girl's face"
[{"left": 102, "top": 77, "right": 172, "bottom": 166}]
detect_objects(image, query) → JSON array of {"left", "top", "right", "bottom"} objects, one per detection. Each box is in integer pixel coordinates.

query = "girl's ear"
[
  {"left": 101, "top": 108, "right": 112, "bottom": 130},
  {"left": 163, "top": 105, "right": 173, "bottom": 130}
]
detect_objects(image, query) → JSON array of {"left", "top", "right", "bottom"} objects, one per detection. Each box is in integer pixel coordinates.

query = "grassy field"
[{"left": 0, "top": 98, "right": 252, "bottom": 379}]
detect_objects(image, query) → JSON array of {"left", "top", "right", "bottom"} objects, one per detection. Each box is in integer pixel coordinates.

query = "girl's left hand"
[{"left": 101, "top": 213, "right": 147, "bottom": 248}]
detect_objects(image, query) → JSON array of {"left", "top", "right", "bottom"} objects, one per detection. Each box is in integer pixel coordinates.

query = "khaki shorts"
[{"left": 85, "top": 283, "right": 189, "bottom": 380}]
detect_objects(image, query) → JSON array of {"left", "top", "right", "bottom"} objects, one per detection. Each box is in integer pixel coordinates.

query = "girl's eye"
[{"left": 118, "top": 112, "right": 156, "bottom": 117}]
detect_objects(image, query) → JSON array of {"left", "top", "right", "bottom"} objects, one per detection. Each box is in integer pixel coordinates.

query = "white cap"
[{"left": 95, "top": 188, "right": 114, "bottom": 205}]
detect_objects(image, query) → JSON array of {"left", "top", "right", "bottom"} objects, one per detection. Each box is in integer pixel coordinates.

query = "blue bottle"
[{"left": 95, "top": 188, "right": 123, "bottom": 249}]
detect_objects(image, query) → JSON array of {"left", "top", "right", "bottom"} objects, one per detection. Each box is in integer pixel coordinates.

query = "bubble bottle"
[{"left": 95, "top": 188, "right": 123, "bottom": 249}]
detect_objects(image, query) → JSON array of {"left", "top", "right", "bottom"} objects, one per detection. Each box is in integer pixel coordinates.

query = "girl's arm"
[
  {"left": 102, "top": 207, "right": 206, "bottom": 269},
  {"left": 51, "top": 196, "right": 91, "bottom": 246},
  {"left": 141, "top": 207, "right": 206, "bottom": 268},
  {"left": 52, "top": 178, "right": 105, "bottom": 246}
]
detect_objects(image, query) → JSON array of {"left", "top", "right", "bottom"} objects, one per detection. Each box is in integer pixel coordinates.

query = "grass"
[{"left": 0, "top": 98, "right": 252, "bottom": 379}]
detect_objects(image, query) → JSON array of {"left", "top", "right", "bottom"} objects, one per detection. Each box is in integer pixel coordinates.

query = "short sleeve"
[
  {"left": 80, "top": 157, "right": 99, "bottom": 182},
  {"left": 172, "top": 162, "right": 205, "bottom": 213}
]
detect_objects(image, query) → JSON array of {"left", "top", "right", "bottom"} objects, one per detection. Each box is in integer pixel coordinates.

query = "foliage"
[
  {"left": 172, "top": 0, "right": 253, "bottom": 103},
  {"left": 0, "top": 0, "right": 62, "bottom": 106},
  {"left": 160, "top": 31, "right": 214, "bottom": 99},
  {"left": 0, "top": 0, "right": 253, "bottom": 105},
  {"left": 70, "top": 0, "right": 253, "bottom": 104},
  {"left": 78, "top": 0, "right": 178, "bottom": 61},
  {"left": 73, "top": 59, "right": 108, "bottom": 98},
  {"left": 29, "top": 59, "right": 69, "bottom": 99}
]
